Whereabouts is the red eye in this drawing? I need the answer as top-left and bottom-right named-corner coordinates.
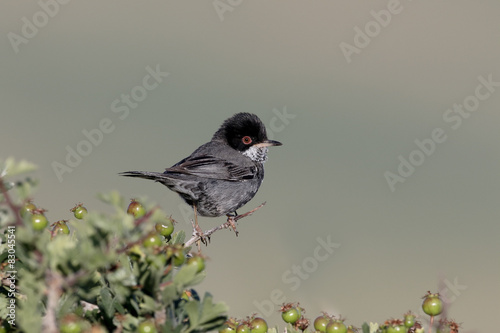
top-left (242, 136), bottom-right (252, 145)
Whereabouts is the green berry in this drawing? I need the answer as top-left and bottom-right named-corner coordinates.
top-left (172, 248), bottom-right (185, 266)
top-left (326, 320), bottom-right (347, 333)
top-left (404, 312), bottom-right (416, 328)
top-left (20, 202), bottom-right (36, 218)
top-left (137, 320), bottom-right (157, 333)
top-left (281, 306), bottom-right (301, 324)
top-left (71, 205), bottom-right (87, 219)
top-left (314, 316), bottom-right (330, 332)
top-left (386, 325), bottom-right (405, 333)
top-left (219, 326), bottom-right (236, 333)
top-left (187, 255), bottom-right (205, 273)
top-left (155, 219), bottom-right (174, 237)
top-left (250, 317), bottom-right (268, 333)
top-left (127, 199), bottom-right (146, 218)
top-left (143, 234), bottom-right (163, 248)
top-left (236, 324), bottom-right (251, 333)
top-left (53, 221), bottom-right (70, 235)
top-left (31, 213), bottom-right (48, 231)
top-left (219, 319), bottom-right (238, 333)
top-left (60, 314), bottom-right (83, 333)
top-left (422, 292), bottom-right (443, 316)
top-left (166, 245), bottom-right (185, 266)
top-left (60, 322), bottom-right (82, 333)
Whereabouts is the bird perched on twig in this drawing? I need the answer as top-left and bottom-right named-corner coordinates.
top-left (120, 112), bottom-right (282, 241)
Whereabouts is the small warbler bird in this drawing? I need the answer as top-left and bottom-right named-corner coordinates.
top-left (120, 112), bottom-right (282, 235)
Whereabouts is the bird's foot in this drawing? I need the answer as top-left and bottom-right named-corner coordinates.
top-left (225, 202), bottom-right (266, 237)
top-left (190, 220), bottom-right (209, 249)
top-left (225, 215), bottom-right (239, 237)
top-left (183, 203), bottom-right (267, 248)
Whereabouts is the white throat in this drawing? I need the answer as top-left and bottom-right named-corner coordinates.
top-left (242, 146), bottom-right (268, 163)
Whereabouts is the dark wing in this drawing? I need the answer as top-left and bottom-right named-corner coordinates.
top-left (165, 155), bottom-right (256, 181)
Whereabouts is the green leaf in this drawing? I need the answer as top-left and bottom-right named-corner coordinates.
top-left (199, 294), bottom-right (228, 323)
top-left (139, 293), bottom-right (157, 313)
top-left (171, 230), bottom-right (186, 245)
top-left (114, 300), bottom-right (126, 315)
top-left (99, 288), bottom-right (115, 319)
top-left (183, 293), bottom-right (228, 333)
top-left (160, 283), bottom-right (178, 304)
top-left (183, 300), bottom-right (200, 330)
top-left (57, 293), bottom-right (80, 317)
top-left (0, 157), bottom-right (37, 178)
top-left (0, 294), bottom-right (9, 319)
top-left (173, 264), bottom-right (201, 289)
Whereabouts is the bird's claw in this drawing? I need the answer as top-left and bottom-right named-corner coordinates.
top-left (226, 215), bottom-right (239, 237)
top-left (191, 220), bottom-right (209, 248)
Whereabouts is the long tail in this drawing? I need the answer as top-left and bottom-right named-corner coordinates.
top-left (119, 171), bottom-right (167, 181)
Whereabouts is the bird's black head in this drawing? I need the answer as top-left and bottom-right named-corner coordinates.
top-left (212, 113), bottom-right (282, 154)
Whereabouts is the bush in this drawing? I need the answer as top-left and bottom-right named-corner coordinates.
top-left (0, 158), bottom-right (227, 332)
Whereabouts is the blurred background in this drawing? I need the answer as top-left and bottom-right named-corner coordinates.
top-left (2, 1), bottom-right (499, 331)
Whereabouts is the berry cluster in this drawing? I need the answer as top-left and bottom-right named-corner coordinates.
top-left (219, 316), bottom-right (269, 333)
top-left (218, 293), bottom-right (460, 333)
top-left (278, 303), bottom-right (355, 333)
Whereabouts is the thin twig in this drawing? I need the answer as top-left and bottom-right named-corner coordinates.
top-left (184, 202), bottom-right (266, 248)
top-left (41, 270), bottom-right (63, 333)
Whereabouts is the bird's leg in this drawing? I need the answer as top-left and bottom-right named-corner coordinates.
top-left (192, 205), bottom-right (207, 251)
top-left (225, 212), bottom-right (239, 237)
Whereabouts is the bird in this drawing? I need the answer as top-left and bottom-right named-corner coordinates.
top-left (120, 112), bottom-right (282, 239)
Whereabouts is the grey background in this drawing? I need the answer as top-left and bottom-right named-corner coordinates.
top-left (2, 1), bottom-right (499, 331)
